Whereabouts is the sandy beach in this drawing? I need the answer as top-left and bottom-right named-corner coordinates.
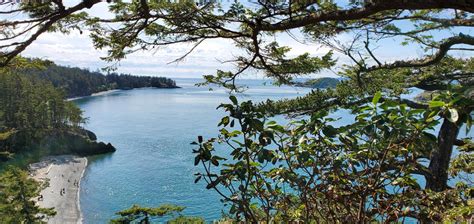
top-left (67, 89), bottom-right (119, 101)
top-left (29, 155), bottom-right (87, 224)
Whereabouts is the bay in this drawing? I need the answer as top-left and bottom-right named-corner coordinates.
top-left (76, 78), bottom-right (313, 223)
top-left (74, 78), bottom-right (473, 223)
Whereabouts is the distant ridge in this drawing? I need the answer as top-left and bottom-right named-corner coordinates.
top-left (22, 61), bottom-right (179, 98)
top-left (295, 77), bottom-right (340, 89)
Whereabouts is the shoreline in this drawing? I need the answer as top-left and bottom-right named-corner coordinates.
top-left (29, 155), bottom-right (87, 224)
top-left (67, 86), bottom-right (182, 101)
top-left (67, 89), bottom-right (119, 101)
top-left (77, 158), bottom-right (87, 224)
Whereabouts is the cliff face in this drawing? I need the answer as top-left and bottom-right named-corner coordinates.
top-left (0, 129), bottom-right (115, 163)
top-left (36, 130), bottom-right (116, 156)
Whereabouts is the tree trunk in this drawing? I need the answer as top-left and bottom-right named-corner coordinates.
top-left (426, 118), bottom-right (460, 191)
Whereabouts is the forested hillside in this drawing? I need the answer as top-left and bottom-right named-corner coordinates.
top-left (0, 62), bottom-right (115, 163)
top-left (22, 62), bottom-right (178, 98)
top-left (0, 71), bottom-right (82, 140)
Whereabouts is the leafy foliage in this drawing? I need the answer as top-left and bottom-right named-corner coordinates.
top-left (193, 95), bottom-right (473, 222)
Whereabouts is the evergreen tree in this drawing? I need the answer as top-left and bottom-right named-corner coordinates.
top-left (110, 204), bottom-right (203, 224)
top-left (0, 166), bottom-right (56, 223)
top-left (0, 0), bottom-right (472, 222)
top-left (0, 63), bottom-right (86, 158)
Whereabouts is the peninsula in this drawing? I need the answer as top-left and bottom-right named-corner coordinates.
top-left (21, 60), bottom-right (180, 98)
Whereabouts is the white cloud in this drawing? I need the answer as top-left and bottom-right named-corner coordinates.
top-left (22, 30), bottom-right (240, 78)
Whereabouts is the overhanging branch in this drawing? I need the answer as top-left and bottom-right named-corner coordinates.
top-left (258, 0), bottom-right (474, 31)
top-left (365, 34), bottom-right (474, 72)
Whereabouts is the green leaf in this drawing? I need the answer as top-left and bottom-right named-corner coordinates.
top-left (322, 125), bottom-right (337, 138)
top-left (429, 101), bottom-right (445, 108)
top-left (219, 116), bottom-right (230, 126)
top-left (372, 92), bottom-right (382, 105)
top-left (268, 124), bottom-right (285, 133)
top-left (229, 95), bottom-right (238, 105)
top-left (266, 120), bottom-right (277, 126)
top-left (194, 156), bottom-right (200, 166)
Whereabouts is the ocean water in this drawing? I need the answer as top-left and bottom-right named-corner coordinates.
top-left (74, 79), bottom-right (472, 223)
top-left (75, 79), bottom-right (314, 223)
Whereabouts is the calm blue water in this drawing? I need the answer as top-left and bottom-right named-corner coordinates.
top-left (75, 79), bottom-right (472, 223)
top-left (76, 79), bottom-right (313, 223)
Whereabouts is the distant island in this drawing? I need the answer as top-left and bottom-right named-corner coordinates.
top-left (295, 77), bottom-right (340, 89)
top-left (21, 60), bottom-right (180, 98)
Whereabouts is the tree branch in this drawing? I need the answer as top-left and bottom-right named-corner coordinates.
top-left (258, 0), bottom-right (474, 31)
top-left (365, 34), bottom-right (474, 72)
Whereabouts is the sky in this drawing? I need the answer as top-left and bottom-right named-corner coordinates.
top-left (22, 29), bottom-right (343, 78)
top-left (18, 0), bottom-right (337, 79)
top-left (2, 1), bottom-right (472, 79)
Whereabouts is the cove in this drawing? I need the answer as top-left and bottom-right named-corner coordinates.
top-left (76, 78), bottom-right (312, 223)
